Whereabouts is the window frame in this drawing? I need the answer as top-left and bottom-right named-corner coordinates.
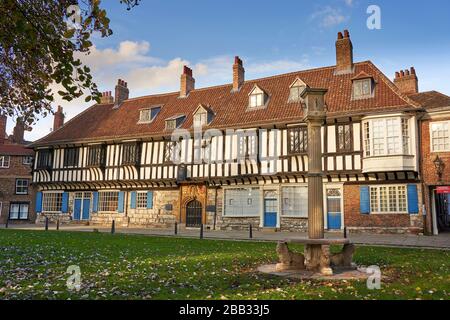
top-left (121, 142), bottom-right (141, 166)
top-left (237, 131), bottom-right (258, 160)
top-left (15, 179), bottom-right (29, 195)
top-left (352, 78), bottom-right (374, 100)
top-left (223, 187), bottom-right (261, 217)
top-left (36, 149), bottom-right (53, 170)
top-left (336, 123), bottom-right (353, 152)
top-left (98, 191), bottom-right (120, 213)
top-left (288, 85), bottom-right (306, 103)
top-left (281, 186), bottom-right (308, 218)
top-left (63, 147), bottom-right (79, 167)
top-left (0, 155), bottom-right (11, 168)
top-left (42, 192), bottom-right (63, 213)
top-left (288, 126), bottom-right (308, 155)
top-left (136, 191), bottom-right (148, 209)
top-left (22, 156), bottom-right (34, 166)
top-left (193, 112), bottom-right (208, 128)
top-left (363, 117), bottom-right (411, 157)
top-left (139, 106), bottom-right (161, 124)
top-left (8, 202), bottom-right (30, 220)
top-left (430, 121), bottom-right (450, 152)
top-left (369, 185), bottom-right (408, 214)
top-left (87, 144), bottom-right (106, 167)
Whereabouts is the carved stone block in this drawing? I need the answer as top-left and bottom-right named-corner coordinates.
top-left (330, 244), bottom-right (355, 268)
top-left (275, 242), bottom-right (305, 272)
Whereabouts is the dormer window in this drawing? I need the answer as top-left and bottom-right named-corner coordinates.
top-left (288, 78), bottom-right (307, 103)
top-left (139, 106), bottom-right (161, 123)
top-left (248, 85), bottom-right (267, 109)
top-left (193, 104), bottom-right (214, 127)
top-left (165, 115), bottom-right (186, 130)
top-left (194, 113), bottom-right (207, 128)
top-left (352, 73), bottom-right (374, 100)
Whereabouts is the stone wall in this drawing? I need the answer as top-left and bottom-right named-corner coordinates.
top-left (90, 189), bottom-right (179, 228)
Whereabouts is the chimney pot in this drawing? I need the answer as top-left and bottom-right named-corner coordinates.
top-left (394, 67), bottom-right (419, 95)
top-left (115, 78), bottom-right (130, 106)
top-left (344, 29), bottom-right (350, 38)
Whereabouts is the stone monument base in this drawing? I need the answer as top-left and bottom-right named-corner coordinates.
top-left (258, 264), bottom-right (370, 281)
top-left (274, 239), bottom-right (357, 276)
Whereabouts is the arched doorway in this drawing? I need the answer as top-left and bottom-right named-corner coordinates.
top-left (186, 200), bottom-right (202, 227)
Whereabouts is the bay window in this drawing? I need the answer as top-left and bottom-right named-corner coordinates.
top-left (363, 117), bottom-right (410, 157)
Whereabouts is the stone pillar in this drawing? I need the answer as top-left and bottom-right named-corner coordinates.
top-left (301, 87), bottom-right (328, 272)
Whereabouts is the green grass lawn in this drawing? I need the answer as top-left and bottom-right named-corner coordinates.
top-left (0, 229), bottom-right (448, 300)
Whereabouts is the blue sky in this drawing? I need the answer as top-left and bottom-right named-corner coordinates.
top-left (11, 0), bottom-right (450, 141)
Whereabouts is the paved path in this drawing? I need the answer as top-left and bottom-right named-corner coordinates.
top-left (4, 224), bottom-right (450, 249)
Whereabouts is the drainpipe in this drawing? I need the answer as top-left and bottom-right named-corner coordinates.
top-left (417, 111), bottom-right (431, 235)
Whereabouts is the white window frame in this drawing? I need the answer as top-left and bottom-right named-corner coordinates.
top-left (194, 112), bottom-right (208, 128)
top-left (0, 155), bottom-right (10, 168)
top-left (136, 191), bottom-right (148, 209)
top-left (430, 121), bottom-right (450, 152)
top-left (42, 192), bottom-right (63, 213)
top-left (139, 107), bottom-right (160, 124)
top-left (98, 191), bottom-right (120, 213)
top-left (15, 179), bottom-right (29, 195)
top-left (9, 203), bottom-right (29, 220)
top-left (363, 117), bottom-right (411, 157)
top-left (223, 187), bottom-right (261, 217)
top-left (281, 186), bottom-right (308, 218)
top-left (369, 185), bottom-right (408, 214)
top-left (352, 78), bottom-right (373, 100)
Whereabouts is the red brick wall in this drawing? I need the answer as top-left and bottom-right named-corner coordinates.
top-left (420, 117), bottom-right (450, 234)
top-left (0, 155), bottom-right (35, 224)
top-left (344, 184), bottom-right (411, 228)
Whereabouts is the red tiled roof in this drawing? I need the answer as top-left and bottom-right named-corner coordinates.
top-left (408, 91), bottom-right (450, 110)
top-left (0, 144), bottom-right (34, 156)
top-left (32, 61), bottom-right (420, 146)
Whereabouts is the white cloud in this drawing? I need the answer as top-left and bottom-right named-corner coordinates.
top-left (311, 6), bottom-right (349, 28)
top-left (21, 41), bottom-right (310, 141)
top-left (344, 0), bottom-right (354, 7)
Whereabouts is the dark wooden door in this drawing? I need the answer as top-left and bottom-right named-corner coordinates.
top-left (186, 200), bottom-right (202, 227)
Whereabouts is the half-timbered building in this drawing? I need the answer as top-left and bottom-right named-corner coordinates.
top-left (31, 30), bottom-right (441, 234)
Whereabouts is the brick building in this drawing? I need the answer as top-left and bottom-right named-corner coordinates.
top-left (0, 115), bottom-right (36, 224)
top-left (409, 92), bottom-right (450, 235)
top-left (28, 30), bottom-right (449, 234)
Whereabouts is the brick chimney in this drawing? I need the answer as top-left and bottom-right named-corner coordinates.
top-left (114, 79), bottom-right (129, 107)
top-left (53, 106), bottom-right (65, 132)
top-left (232, 56), bottom-right (245, 92)
top-left (394, 67), bottom-right (419, 95)
top-left (0, 114), bottom-right (6, 144)
top-left (12, 118), bottom-right (25, 144)
top-left (100, 91), bottom-right (114, 104)
top-left (180, 66), bottom-right (195, 98)
top-left (335, 29), bottom-right (354, 74)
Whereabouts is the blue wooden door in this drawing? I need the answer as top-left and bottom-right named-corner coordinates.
top-left (264, 199), bottom-right (278, 228)
top-left (82, 199), bottom-right (91, 220)
top-left (73, 199), bottom-right (82, 221)
top-left (327, 191), bottom-right (342, 230)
